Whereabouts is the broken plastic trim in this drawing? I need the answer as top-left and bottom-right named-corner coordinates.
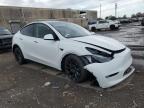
top-left (105, 72), bottom-right (119, 78)
top-left (74, 40), bottom-right (126, 56)
top-left (85, 47), bottom-right (112, 57)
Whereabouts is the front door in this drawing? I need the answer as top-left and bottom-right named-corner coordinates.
top-left (34, 23), bottom-right (60, 67)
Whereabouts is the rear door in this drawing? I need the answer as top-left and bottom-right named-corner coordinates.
top-left (20, 23), bottom-right (38, 60)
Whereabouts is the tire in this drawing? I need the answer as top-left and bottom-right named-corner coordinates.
top-left (110, 25), bottom-right (115, 30)
top-left (115, 26), bottom-right (119, 30)
top-left (64, 55), bottom-right (88, 83)
top-left (13, 47), bottom-right (25, 65)
top-left (91, 27), bottom-right (96, 32)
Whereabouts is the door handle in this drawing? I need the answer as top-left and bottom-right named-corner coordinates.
top-left (19, 38), bottom-right (23, 40)
top-left (33, 41), bottom-right (38, 43)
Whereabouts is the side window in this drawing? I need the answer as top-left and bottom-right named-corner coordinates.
top-left (88, 21), bottom-right (97, 25)
top-left (20, 24), bottom-right (35, 37)
top-left (99, 20), bottom-right (107, 24)
top-left (36, 23), bottom-right (56, 39)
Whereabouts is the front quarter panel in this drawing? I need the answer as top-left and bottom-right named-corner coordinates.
top-left (58, 39), bottom-right (91, 69)
top-left (12, 31), bottom-right (22, 49)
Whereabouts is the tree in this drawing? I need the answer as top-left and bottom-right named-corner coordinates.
top-left (131, 12), bottom-right (144, 18)
top-left (123, 15), bottom-right (127, 18)
top-left (131, 14), bottom-right (136, 18)
top-left (97, 18), bottom-right (103, 20)
top-left (105, 16), bottom-right (109, 19)
top-left (136, 12), bottom-right (143, 17)
top-left (105, 15), bottom-right (116, 20)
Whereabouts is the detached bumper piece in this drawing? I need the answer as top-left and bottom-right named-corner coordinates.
top-left (0, 38), bottom-right (12, 49)
top-left (84, 48), bottom-right (135, 88)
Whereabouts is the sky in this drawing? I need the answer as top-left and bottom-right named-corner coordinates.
top-left (0, 0), bottom-right (144, 18)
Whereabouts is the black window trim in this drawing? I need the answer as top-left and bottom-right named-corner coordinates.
top-left (98, 20), bottom-right (108, 24)
top-left (35, 23), bottom-right (58, 40)
top-left (20, 23), bottom-right (36, 37)
top-left (20, 22), bottom-right (59, 40)
top-left (20, 23), bottom-right (34, 33)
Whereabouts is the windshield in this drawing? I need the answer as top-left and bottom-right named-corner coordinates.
top-left (49, 22), bottom-right (91, 38)
top-left (0, 27), bottom-right (11, 36)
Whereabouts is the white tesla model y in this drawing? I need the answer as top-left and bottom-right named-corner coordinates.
top-left (12, 21), bottom-right (135, 88)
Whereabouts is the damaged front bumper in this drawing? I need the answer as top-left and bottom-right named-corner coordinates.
top-left (84, 48), bottom-right (135, 88)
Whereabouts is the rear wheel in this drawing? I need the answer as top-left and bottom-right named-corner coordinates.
top-left (64, 55), bottom-right (88, 83)
top-left (97, 29), bottom-right (101, 31)
top-left (14, 47), bottom-right (25, 65)
top-left (110, 25), bottom-right (116, 30)
top-left (91, 27), bottom-right (96, 32)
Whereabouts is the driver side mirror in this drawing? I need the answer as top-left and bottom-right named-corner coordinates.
top-left (44, 34), bottom-right (54, 40)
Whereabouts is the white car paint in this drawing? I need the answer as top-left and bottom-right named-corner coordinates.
top-left (72, 35), bottom-right (125, 51)
top-left (84, 48), bottom-right (134, 88)
top-left (12, 21), bottom-right (134, 88)
top-left (88, 20), bottom-right (120, 31)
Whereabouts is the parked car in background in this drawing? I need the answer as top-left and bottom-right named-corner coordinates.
top-left (107, 19), bottom-right (121, 26)
top-left (12, 21), bottom-right (135, 88)
top-left (0, 27), bottom-right (13, 49)
top-left (118, 18), bottom-right (132, 23)
top-left (88, 20), bottom-right (120, 31)
top-left (141, 18), bottom-right (144, 26)
top-left (131, 18), bottom-right (139, 22)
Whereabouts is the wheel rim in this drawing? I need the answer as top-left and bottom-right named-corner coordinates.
top-left (65, 58), bottom-right (81, 81)
top-left (14, 49), bottom-right (22, 63)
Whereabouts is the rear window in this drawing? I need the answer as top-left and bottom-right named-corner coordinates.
top-left (20, 24), bottom-right (35, 37)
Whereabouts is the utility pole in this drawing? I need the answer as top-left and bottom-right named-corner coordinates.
top-left (115, 3), bottom-right (117, 18)
top-left (100, 3), bottom-right (101, 18)
top-left (21, 8), bottom-right (25, 22)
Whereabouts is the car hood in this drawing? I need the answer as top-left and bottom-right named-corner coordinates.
top-left (71, 35), bottom-right (125, 51)
top-left (0, 35), bottom-right (13, 39)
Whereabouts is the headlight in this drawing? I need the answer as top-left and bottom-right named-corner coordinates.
top-left (85, 47), bottom-right (113, 63)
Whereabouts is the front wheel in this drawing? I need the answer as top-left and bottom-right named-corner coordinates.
top-left (64, 55), bottom-right (88, 83)
top-left (110, 25), bottom-right (116, 30)
top-left (91, 27), bottom-right (96, 32)
top-left (14, 47), bottom-right (25, 65)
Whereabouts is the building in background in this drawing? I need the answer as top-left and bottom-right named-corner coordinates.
top-left (0, 6), bottom-right (97, 34)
